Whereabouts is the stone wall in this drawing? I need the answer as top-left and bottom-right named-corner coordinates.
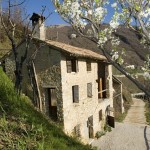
top-left (4, 41), bottom-right (63, 122)
top-left (33, 46), bottom-right (63, 122)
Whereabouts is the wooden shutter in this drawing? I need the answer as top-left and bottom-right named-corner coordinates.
top-left (72, 85), bottom-right (79, 103)
top-left (74, 124), bottom-right (80, 137)
top-left (88, 116), bottom-right (93, 126)
top-left (87, 83), bottom-right (92, 98)
top-left (86, 61), bottom-right (91, 71)
top-left (66, 59), bottom-right (72, 73)
top-left (72, 59), bottom-right (77, 72)
top-left (99, 109), bottom-right (102, 121)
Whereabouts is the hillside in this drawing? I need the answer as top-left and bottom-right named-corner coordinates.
top-left (46, 25), bottom-right (149, 67)
top-left (0, 67), bottom-right (92, 150)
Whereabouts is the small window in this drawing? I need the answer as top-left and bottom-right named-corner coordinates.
top-left (87, 83), bottom-right (92, 98)
top-left (99, 109), bottom-right (102, 121)
top-left (66, 58), bottom-right (78, 73)
top-left (72, 85), bottom-right (79, 103)
top-left (86, 61), bottom-right (91, 71)
top-left (74, 124), bottom-right (80, 137)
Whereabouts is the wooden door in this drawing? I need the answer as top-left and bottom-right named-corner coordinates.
top-left (48, 88), bottom-right (57, 121)
top-left (88, 116), bottom-right (94, 138)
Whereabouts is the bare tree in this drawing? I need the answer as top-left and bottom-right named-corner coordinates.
top-left (0, 0), bottom-right (30, 93)
top-left (0, 0), bottom-right (50, 95)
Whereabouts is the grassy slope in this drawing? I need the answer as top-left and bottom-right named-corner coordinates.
top-left (0, 68), bottom-right (92, 150)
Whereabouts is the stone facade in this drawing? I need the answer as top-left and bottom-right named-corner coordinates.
top-left (61, 56), bottom-right (113, 143)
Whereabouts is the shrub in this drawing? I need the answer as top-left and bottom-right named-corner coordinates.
top-left (95, 131), bottom-right (106, 139)
top-left (104, 124), bottom-right (112, 132)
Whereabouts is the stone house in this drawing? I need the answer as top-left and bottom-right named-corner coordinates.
top-left (1, 13), bottom-right (115, 143)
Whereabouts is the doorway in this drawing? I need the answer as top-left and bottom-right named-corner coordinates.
top-left (88, 116), bottom-right (94, 138)
top-left (47, 88), bottom-right (57, 121)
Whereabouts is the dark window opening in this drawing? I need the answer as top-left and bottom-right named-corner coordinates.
top-left (98, 62), bottom-right (108, 99)
top-left (66, 58), bottom-right (78, 73)
top-left (72, 85), bottom-right (79, 103)
top-left (99, 109), bottom-right (102, 121)
top-left (87, 83), bottom-right (92, 98)
top-left (86, 61), bottom-right (91, 71)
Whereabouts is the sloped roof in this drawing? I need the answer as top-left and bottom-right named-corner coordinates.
top-left (39, 39), bottom-right (106, 61)
top-left (0, 38), bottom-right (106, 62)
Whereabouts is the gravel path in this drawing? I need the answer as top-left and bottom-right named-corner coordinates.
top-left (92, 98), bottom-right (150, 150)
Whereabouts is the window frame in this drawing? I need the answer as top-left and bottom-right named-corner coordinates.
top-left (66, 57), bottom-right (78, 73)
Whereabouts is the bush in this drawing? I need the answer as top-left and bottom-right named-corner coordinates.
top-left (95, 131), bottom-right (106, 139)
top-left (104, 124), bottom-right (112, 132)
top-left (145, 102), bottom-right (150, 125)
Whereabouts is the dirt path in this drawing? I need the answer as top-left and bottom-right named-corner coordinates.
top-left (124, 98), bottom-right (146, 124)
top-left (92, 98), bottom-right (150, 150)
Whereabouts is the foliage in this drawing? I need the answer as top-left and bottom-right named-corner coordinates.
top-left (145, 102), bottom-right (150, 125)
top-left (0, 67), bottom-right (92, 150)
top-left (95, 131), bottom-right (105, 139)
top-left (95, 124), bottom-right (111, 139)
top-left (104, 124), bottom-right (111, 132)
top-left (115, 112), bottom-right (127, 122)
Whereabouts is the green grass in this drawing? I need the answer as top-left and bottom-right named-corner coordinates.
top-left (145, 102), bottom-right (150, 126)
top-left (0, 67), bottom-right (92, 150)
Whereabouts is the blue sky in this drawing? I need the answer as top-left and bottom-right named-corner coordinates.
top-left (2, 0), bottom-right (115, 26)
top-left (24, 0), bottom-right (67, 25)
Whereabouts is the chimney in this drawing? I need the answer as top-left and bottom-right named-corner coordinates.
top-left (30, 13), bottom-right (46, 40)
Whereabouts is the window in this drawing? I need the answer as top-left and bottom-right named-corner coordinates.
top-left (66, 58), bottom-right (78, 73)
top-left (74, 124), bottom-right (80, 137)
top-left (87, 83), bottom-right (92, 98)
top-left (72, 85), bottom-right (79, 103)
top-left (99, 109), bottom-right (102, 121)
top-left (86, 61), bottom-right (91, 71)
